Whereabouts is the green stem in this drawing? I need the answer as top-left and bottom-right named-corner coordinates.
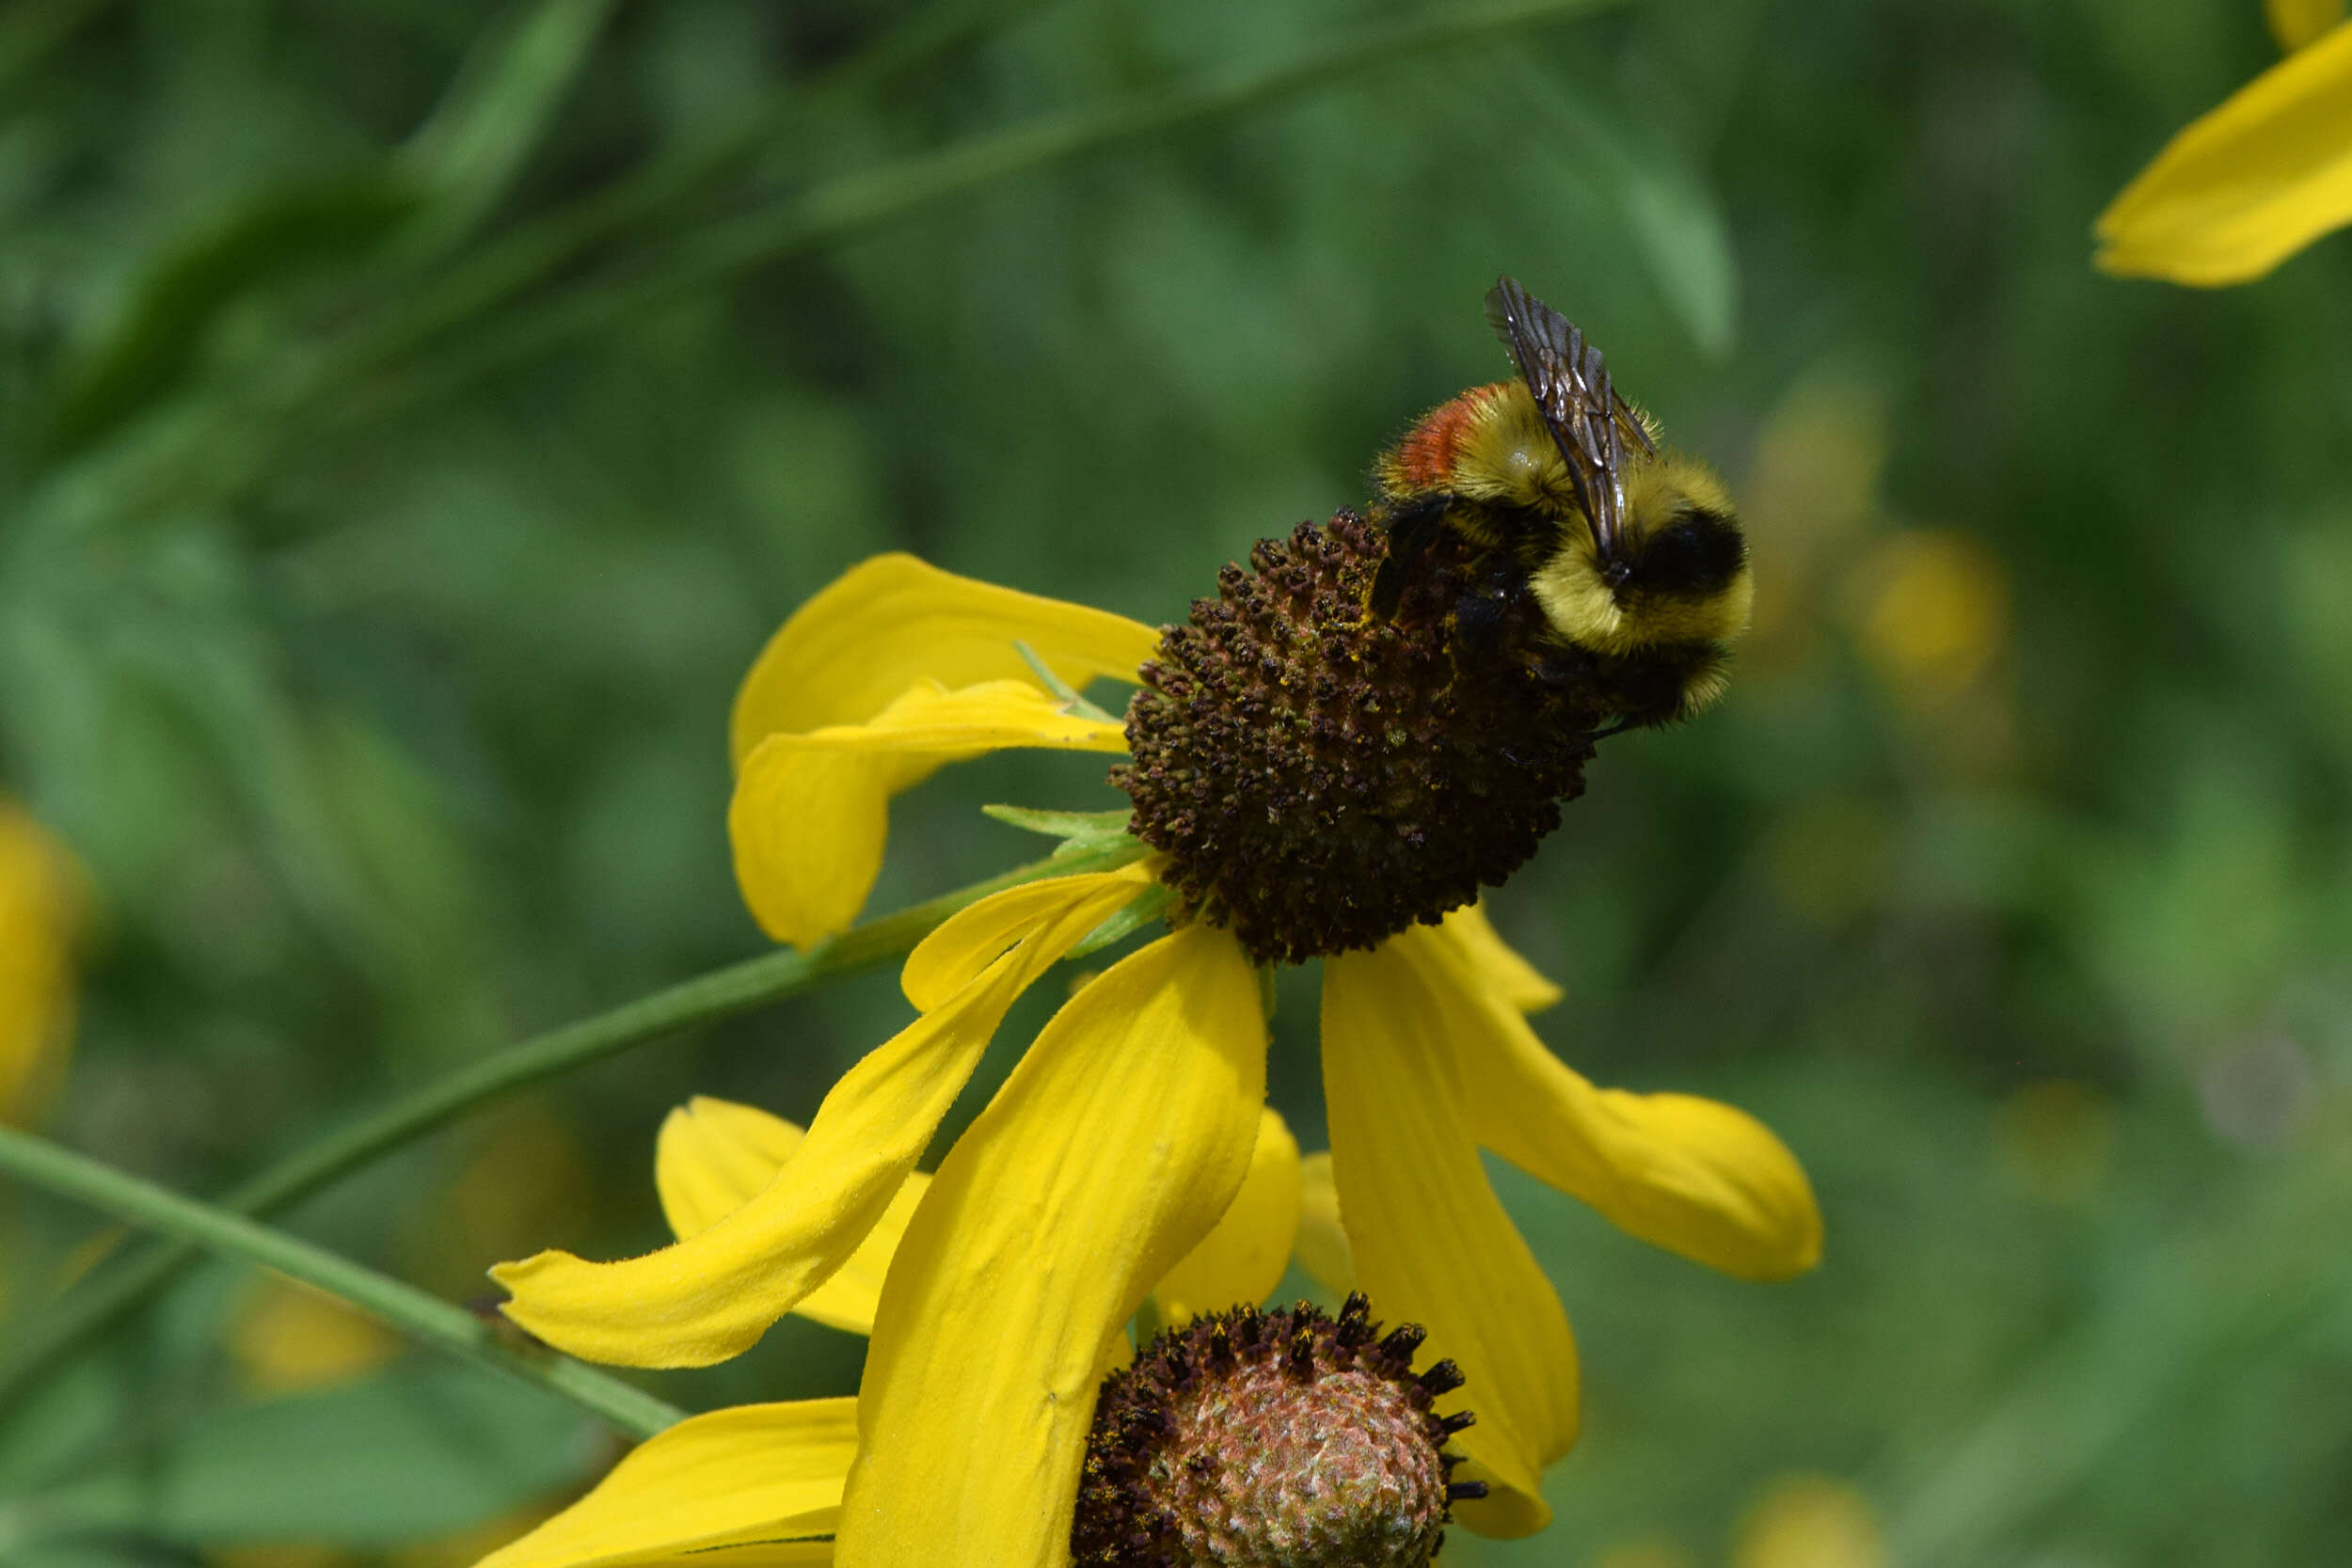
top-left (0, 834), bottom-right (1144, 1410)
top-left (0, 1124), bottom-right (686, 1438)
top-left (323, 0), bottom-right (1625, 426)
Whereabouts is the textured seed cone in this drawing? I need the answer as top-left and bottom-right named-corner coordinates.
top-left (1071, 1294), bottom-right (1484, 1568)
top-left (1113, 512), bottom-right (1599, 964)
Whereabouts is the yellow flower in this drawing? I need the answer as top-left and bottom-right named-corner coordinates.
top-left (229, 1278), bottom-right (402, 1395)
top-left (479, 1095), bottom-right (1306, 1568)
top-left (1731, 1475), bottom-right (1884, 1568)
top-left (0, 801), bottom-right (81, 1127)
top-left (492, 554), bottom-right (1823, 1560)
top-left (2094, 11), bottom-right (2352, 284)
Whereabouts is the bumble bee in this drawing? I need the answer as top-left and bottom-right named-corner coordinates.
top-left (1367, 277), bottom-right (1752, 731)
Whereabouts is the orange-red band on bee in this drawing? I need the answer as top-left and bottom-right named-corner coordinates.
top-left (1387, 383), bottom-right (1510, 493)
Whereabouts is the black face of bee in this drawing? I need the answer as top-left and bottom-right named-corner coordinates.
top-left (1615, 509), bottom-right (1746, 600)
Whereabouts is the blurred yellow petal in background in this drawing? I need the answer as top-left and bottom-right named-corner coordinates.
top-left (2267, 0), bottom-right (2345, 52)
top-left (2095, 17), bottom-right (2352, 284)
top-left (0, 802), bottom-right (80, 1127)
top-left (230, 1277), bottom-right (402, 1395)
top-left (1731, 1475), bottom-right (1884, 1568)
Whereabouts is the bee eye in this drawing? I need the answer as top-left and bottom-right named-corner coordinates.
top-left (1629, 510), bottom-right (1744, 597)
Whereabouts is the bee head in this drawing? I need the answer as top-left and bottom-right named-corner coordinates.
top-left (1532, 452), bottom-right (1753, 658)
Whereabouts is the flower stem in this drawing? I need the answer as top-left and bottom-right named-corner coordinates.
top-left (0, 1123), bottom-right (686, 1438)
top-left (0, 834), bottom-right (1145, 1408)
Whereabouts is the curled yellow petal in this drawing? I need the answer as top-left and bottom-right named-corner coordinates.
top-left (493, 872), bottom-right (1143, 1368)
top-left (1419, 923), bottom-right (1822, 1282)
top-left (1153, 1105), bottom-right (1302, 1324)
top-left (475, 1400), bottom-right (852, 1568)
top-left (899, 861), bottom-right (1153, 1013)
top-left (836, 925), bottom-right (1265, 1568)
top-left (731, 553), bottom-right (1160, 765)
top-left (0, 804), bottom-right (80, 1127)
top-left (730, 679), bottom-right (1131, 948)
top-left (653, 1097), bottom-right (806, 1239)
top-left (655, 1097), bottom-right (929, 1338)
top-left (2268, 0), bottom-right (2344, 54)
top-left (1292, 1150), bottom-right (1356, 1296)
top-left (1439, 900), bottom-right (1563, 1013)
top-left (1323, 940), bottom-right (1580, 1540)
top-left (2094, 23), bottom-right (2352, 284)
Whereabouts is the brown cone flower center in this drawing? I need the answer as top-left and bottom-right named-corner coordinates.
top-left (1111, 513), bottom-right (1599, 964)
top-left (1072, 1294), bottom-right (1486, 1568)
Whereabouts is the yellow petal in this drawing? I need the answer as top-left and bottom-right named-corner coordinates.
top-left (654, 1097), bottom-right (930, 1338)
top-left (1439, 900), bottom-right (1564, 1013)
top-left (730, 554), bottom-right (1160, 765)
top-left (835, 925), bottom-right (1265, 1567)
top-left (475, 1399), bottom-right (853, 1568)
top-left (493, 872), bottom-right (1143, 1367)
top-left (1153, 1106), bottom-right (1302, 1324)
top-left (730, 679), bottom-right (1131, 948)
top-left (1322, 940), bottom-right (1580, 1540)
top-left (899, 861), bottom-right (1153, 1013)
top-left (1292, 1150), bottom-right (1356, 1296)
top-left (654, 1097), bottom-right (808, 1239)
top-left (1417, 924), bottom-right (1823, 1282)
top-left (0, 804), bottom-right (80, 1127)
top-left (2094, 23), bottom-right (2352, 284)
top-left (2268, 0), bottom-right (2345, 54)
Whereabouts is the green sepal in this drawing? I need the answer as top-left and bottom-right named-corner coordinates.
top-left (984, 803), bottom-right (1135, 840)
top-left (1068, 882), bottom-right (1174, 960)
top-left (1012, 640), bottom-right (1121, 723)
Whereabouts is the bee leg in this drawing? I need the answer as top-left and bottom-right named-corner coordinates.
top-left (1451, 583), bottom-right (1509, 655)
top-left (1525, 643), bottom-right (1600, 689)
top-left (1446, 550), bottom-right (1536, 657)
top-left (1368, 494), bottom-right (1453, 618)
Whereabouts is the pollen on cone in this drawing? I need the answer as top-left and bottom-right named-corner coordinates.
top-left (1113, 514), bottom-right (1600, 964)
top-left (1071, 1294), bottom-right (1482, 1567)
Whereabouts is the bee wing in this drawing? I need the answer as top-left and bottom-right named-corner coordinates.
top-left (1485, 276), bottom-right (1654, 565)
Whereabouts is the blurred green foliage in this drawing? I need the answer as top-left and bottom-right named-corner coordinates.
top-left (2, 0), bottom-right (2350, 1563)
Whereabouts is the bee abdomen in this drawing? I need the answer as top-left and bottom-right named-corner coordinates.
top-left (1378, 384), bottom-right (1509, 497)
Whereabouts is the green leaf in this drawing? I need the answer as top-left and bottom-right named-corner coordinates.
top-left (1502, 58), bottom-right (1739, 360)
top-left (399, 0), bottom-right (623, 256)
top-left (41, 172), bottom-right (420, 460)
